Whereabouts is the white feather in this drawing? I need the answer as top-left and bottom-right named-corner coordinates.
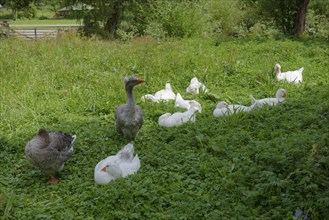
top-left (275, 64), bottom-right (303, 84)
top-left (94, 143), bottom-right (141, 185)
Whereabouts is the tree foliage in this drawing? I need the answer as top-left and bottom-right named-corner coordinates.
top-left (64, 0), bottom-right (206, 39)
top-left (63, 0), bottom-right (130, 38)
top-left (249, 0), bottom-right (310, 35)
top-left (3, 0), bottom-right (36, 19)
top-left (10, 0), bottom-right (325, 39)
top-left (5, 0), bottom-right (31, 10)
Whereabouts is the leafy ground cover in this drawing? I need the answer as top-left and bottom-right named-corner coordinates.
top-left (0, 35), bottom-right (328, 219)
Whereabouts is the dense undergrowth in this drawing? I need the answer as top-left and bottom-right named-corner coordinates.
top-left (0, 35), bottom-right (328, 219)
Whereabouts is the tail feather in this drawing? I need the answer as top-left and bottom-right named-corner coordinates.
top-left (249, 102), bottom-right (258, 111)
top-left (117, 143), bottom-right (134, 161)
top-left (176, 93), bottom-right (183, 101)
top-left (250, 95), bottom-right (256, 104)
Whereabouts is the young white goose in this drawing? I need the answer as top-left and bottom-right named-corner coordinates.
top-left (275, 63), bottom-right (303, 84)
top-left (213, 101), bottom-right (256, 117)
top-left (141, 83), bottom-right (175, 102)
top-left (158, 102), bottom-right (199, 127)
top-left (141, 94), bottom-right (161, 103)
top-left (115, 76), bottom-right (145, 141)
top-left (154, 83), bottom-right (176, 100)
top-left (175, 92), bottom-right (202, 113)
top-left (250, 88), bottom-right (286, 108)
top-left (94, 143), bottom-right (140, 185)
top-left (186, 77), bottom-right (208, 94)
top-left (25, 128), bottom-right (77, 184)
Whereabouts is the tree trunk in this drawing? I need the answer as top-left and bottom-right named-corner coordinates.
top-left (294, 0), bottom-right (310, 35)
top-left (279, 0), bottom-right (288, 34)
top-left (105, 0), bottom-right (124, 36)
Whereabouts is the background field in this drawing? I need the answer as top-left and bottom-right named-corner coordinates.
top-left (0, 35), bottom-right (328, 219)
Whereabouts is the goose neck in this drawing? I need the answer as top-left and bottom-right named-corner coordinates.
top-left (126, 86), bottom-right (135, 106)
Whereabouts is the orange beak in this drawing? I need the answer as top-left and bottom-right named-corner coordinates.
top-left (101, 166), bottom-right (107, 172)
top-left (137, 79), bottom-right (145, 84)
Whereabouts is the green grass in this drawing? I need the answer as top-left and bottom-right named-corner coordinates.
top-left (0, 35), bottom-right (328, 219)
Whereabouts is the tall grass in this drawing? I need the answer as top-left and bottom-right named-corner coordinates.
top-left (0, 35), bottom-right (328, 219)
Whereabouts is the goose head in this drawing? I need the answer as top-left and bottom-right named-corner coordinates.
top-left (216, 101), bottom-right (228, 109)
top-left (124, 76), bottom-right (145, 90)
top-left (188, 101), bottom-right (202, 113)
top-left (186, 77), bottom-right (201, 94)
top-left (276, 88), bottom-right (286, 98)
top-left (188, 83), bottom-right (200, 94)
top-left (101, 163), bottom-right (123, 179)
top-left (275, 64), bottom-right (281, 74)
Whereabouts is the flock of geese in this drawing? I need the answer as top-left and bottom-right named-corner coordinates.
top-left (24, 63), bottom-right (304, 184)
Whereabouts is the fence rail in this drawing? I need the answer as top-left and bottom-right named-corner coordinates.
top-left (0, 22), bottom-right (81, 40)
top-left (12, 29), bottom-right (60, 40)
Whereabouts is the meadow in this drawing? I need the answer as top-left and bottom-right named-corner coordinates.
top-left (0, 35), bottom-right (328, 219)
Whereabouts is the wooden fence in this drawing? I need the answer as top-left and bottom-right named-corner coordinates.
top-left (11, 29), bottom-right (61, 40)
top-left (0, 23), bottom-right (81, 40)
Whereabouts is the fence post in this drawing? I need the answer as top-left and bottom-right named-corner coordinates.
top-left (34, 28), bottom-right (37, 40)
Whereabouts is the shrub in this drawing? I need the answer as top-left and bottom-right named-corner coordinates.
top-left (144, 22), bottom-right (167, 40)
top-left (248, 21), bottom-right (282, 40)
top-left (143, 0), bottom-right (207, 39)
top-left (306, 9), bottom-right (329, 39)
top-left (207, 0), bottom-right (248, 37)
top-left (38, 15), bottom-right (48, 20)
top-left (24, 5), bottom-right (37, 19)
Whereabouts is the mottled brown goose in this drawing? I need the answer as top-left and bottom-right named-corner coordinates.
top-left (25, 128), bottom-right (77, 184)
top-left (115, 76), bottom-right (145, 141)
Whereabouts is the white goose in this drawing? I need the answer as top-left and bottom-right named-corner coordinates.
top-left (175, 92), bottom-right (202, 113)
top-left (213, 101), bottom-right (257, 117)
top-left (94, 143), bottom-right (140, 185)
top-left (141, 83), bottom-right (175, 102)
top-left (186, 77), bottom-right (208, 94)
top-left (141, 94), bottom-right (162, 103)
top-left (275, 63), bottom-right (303, 84)
top-left (250, 88), bottom-right (286, 108)
top-left (158, 102), bottom-right (199, 127)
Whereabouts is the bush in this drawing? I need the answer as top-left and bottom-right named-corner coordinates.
top-left (38, 15), bottom-right (48, 20)
top-left (144, 22), bottom-right (167, 40)
top-left (143, 0), bottom-right (207, 39)
top-left (306, 9), bottom-right (329, 39)
top-left (208, 0), bottom-right (248, 38)
top-left (69, 0), bottom-right (329, 40)
top-left (248, 21), bottom-right (282, 40)
top-left (116, 28), bottom-right (135, 42)
top-left (24, 5), bottom-right (37, 19)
